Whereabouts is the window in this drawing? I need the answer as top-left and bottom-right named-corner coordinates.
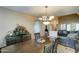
top-left (76, 23), bottom-right (79, 31)
top-left (60, 23), bottom-right (79, 31)
top-left (67, 24), bottom-right (71, 31)
top-left (71, 24), bottom-right (76, 31)
top-left (60, 24), bottom-right (66, 30)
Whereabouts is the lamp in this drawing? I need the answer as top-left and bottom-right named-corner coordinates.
top-left (43, 21), bottom-right (50, 25)
top-left (39, 6), bottom-right (54, 25)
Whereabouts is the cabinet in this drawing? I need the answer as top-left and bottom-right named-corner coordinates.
top-left (6, 34), bottom-right (31, 46)
top-left (5, 25), bottom-right (31, 46)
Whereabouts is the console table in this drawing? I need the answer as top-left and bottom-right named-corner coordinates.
top-left (0, 25), bottom-right (31, 53)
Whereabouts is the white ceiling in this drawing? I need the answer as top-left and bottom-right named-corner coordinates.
top-left (3, 6), bottom-right (79, 17)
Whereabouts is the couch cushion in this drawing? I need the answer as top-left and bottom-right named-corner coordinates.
top-left (67, 33), bottom-right (78, 39)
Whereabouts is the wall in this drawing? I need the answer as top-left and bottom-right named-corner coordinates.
top-left (0, 7), bottom-right (36, 48)
top-left (50, 17), bottom-right (58, 31)
top-left (58, 14), bottom-right (79, 24)
top-left (58, 14), bottom-right (79, 30)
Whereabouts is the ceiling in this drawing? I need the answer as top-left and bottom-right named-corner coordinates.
top-left (3, 6), bottom-right (79, 17)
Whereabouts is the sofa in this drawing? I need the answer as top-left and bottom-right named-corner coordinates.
top-left (43, 37), bottom-right (76, 53)
top-left (58, 30), bottom-right (68, 37)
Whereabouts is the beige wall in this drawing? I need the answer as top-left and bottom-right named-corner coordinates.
top-left (50, 14), bottom-right (79, 31)
top-left (58, 14), bottom-right (79, 24)
top-left (51, 17), bottom-right (58, 31)
top-left (0, 7), bottom-right (36, 47)
top-left (58, 14), bottom-right (79, 30)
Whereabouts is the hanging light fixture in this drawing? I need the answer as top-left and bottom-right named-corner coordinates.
top-left (43, 21), bottom-right (50, 25)
top-left (39, 6), bottom-right (54, 25)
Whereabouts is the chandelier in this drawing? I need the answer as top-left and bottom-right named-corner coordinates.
top-left (39, 6), bottom-right (54, 25)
